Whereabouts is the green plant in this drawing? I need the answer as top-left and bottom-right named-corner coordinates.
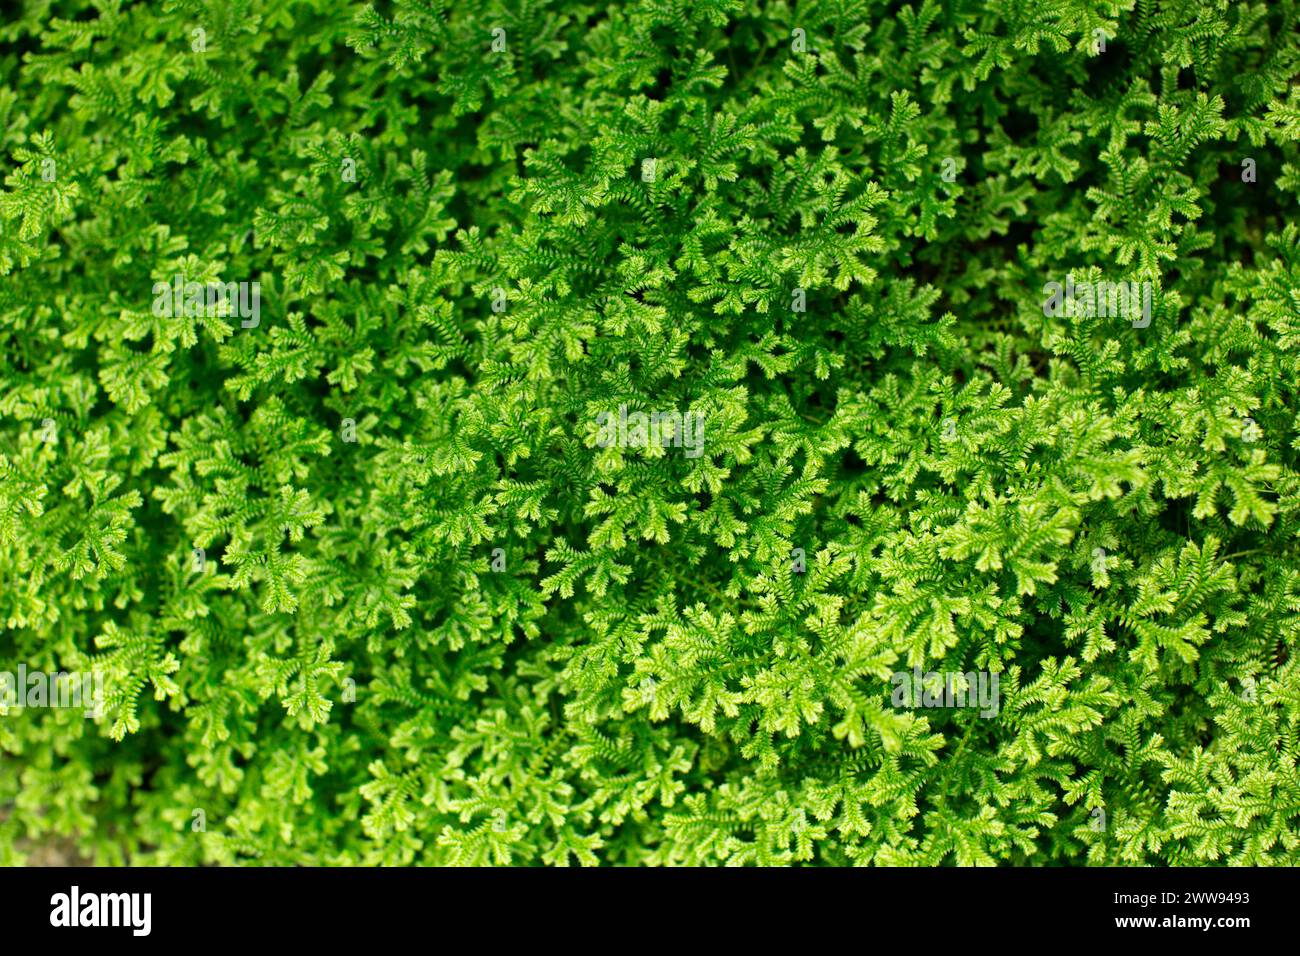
top-left (2, 0), bottom-right (1299, 866)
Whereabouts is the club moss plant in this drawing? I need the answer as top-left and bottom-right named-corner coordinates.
top-left (2, 0), bottom-right (1299, 865)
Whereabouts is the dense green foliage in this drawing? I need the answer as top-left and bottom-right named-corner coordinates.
top-left (2, 0), bottom-right (1300, 866)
